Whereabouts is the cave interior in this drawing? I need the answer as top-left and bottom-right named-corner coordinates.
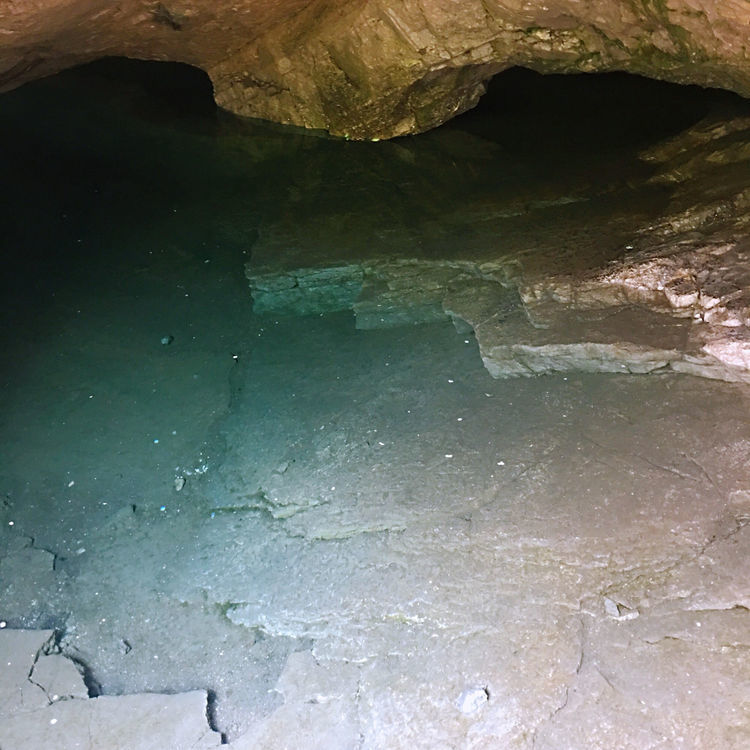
top-left (1, 59), bottom-right (750, 748)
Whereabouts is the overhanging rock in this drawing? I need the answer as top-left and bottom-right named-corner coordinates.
top-left (2, 1), bottom-right (750, 138)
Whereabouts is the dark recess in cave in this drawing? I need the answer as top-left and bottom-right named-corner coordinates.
top-left (454, 66), bottom-right (746, 153)
top-left (72, 56), bottom-right (217, 118)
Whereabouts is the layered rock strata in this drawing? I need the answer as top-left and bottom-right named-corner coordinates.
top-left (2, 0), bottom-right (750, 137)
top-left (246, 112), bottom-right (750, 382)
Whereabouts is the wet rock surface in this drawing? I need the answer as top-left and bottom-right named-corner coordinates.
top-left (0, 629), bottom-right (222, 749)
top-left (200, 318), bottom-right (750, 748)
top-left (246, 108), bottom-right (750, 384)
top-left (2, 63), bottom-right (750, 748)
top-left (6, 319), bottom-right (748, 747)
top-left (512, 112), bottom-right (750, 381)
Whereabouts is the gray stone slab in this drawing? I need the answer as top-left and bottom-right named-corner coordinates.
top-left (0, 630), bottom-right (222, 750)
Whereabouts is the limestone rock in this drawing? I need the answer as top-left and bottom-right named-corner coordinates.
top-left (247, 263), bottom-right (364, 316)
top-left (30, 653), bottom-right (89, 702)
top-left (239, 94), bottom-right (750, 382)
top-left (4, 0), bottom-right (750, 138)
top-left (0, 534), bottom-right (61, 624)
top-left (229, 651), bottom-right (361, 750)
top-left (0, 629), bottom-right (223, 750)
top-left (0, 691), bottom-right (223, 750)
top-left (354, 259), bottom-right (483, 329)
top-left (0, 629), bottom-right (57, 716)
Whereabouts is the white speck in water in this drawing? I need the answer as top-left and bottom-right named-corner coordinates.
top-left (456, 687), bottom-right (488, 714)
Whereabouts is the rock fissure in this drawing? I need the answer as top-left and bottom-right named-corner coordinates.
top-left (530, 615), bottom-right (586, 747)
top-left (25, 634), bottom-right (57, 704)
top-left (697, 513), bottom-right (750, 557)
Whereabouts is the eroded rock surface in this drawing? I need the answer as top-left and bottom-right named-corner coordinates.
top-left (512, 111), bottom-right (750, 380)
top-left (0, 629), bottom-right (222, 749)
top-left (190, 317), bottom-right (750, 749)
top-left (6, 320), bottom-right (750, 748)
top-left (2, 0), bottom-right (750, 137)
top-left (246, 109), bottom-right (750, 383)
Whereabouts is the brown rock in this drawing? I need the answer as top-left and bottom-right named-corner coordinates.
top-left (2, 0), bottom-right (750, 138)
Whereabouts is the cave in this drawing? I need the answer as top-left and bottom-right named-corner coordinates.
top-left (1, 55), bottom-right (750, 749)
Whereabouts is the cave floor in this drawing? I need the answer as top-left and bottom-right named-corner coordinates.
top-left (1, 64), bottom-right (750, 748)
top-left (3, 309), bottom-right (750, 749)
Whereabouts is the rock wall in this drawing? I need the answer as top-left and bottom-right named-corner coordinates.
top-left (243, 102), bottom-right (750, 384)
top-left (2, 0), bottom-right (750, 138)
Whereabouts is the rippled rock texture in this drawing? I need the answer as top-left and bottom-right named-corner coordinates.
top-left (2, 0), bottom-right (750, 137)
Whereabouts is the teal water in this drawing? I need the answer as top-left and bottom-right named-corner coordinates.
top-left (2, 60), bottom-right (724, 543)
top-left (0, 59), bottom-right (747, 741)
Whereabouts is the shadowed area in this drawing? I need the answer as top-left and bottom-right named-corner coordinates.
top-left (1, 59), bottom-right (750, 748)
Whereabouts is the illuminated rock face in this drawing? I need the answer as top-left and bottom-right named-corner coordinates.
top-left (244, 104), bottom-right (750, 384)
top-left (1, 0), bottom-right (749, 138)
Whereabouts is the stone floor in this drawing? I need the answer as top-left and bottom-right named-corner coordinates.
top-left (3, 317), bottom-right (750, 748)
top-left (2, 63), bottom-right (750, 749)
top-left (0, 629), bottom-right (221, 749)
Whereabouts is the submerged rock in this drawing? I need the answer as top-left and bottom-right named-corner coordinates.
top-left (244, 110), bottom-right (750, 383)
top-left (0, 629), bottom-right (222, 749)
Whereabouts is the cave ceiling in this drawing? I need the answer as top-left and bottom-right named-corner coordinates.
top-left (2, 0), bottom-right (749, 138)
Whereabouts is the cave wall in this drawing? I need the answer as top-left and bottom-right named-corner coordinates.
top-left (2, 0), bottom-right (749, 138)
